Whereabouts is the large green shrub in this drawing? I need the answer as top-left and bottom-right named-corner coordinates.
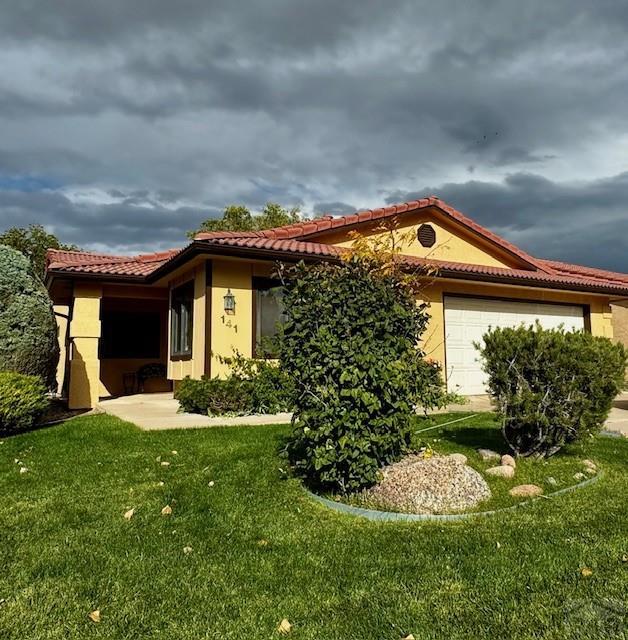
top-left (0, 371), bottom-right (49, 433)
top-left (175, 353), bottom-right (293, 416)
top-left (279, 255), bottom-right (446, 493)
top-left (478, 323), bottom-right (627, 457)
top-left (0, 245), bottom-right (59, 389)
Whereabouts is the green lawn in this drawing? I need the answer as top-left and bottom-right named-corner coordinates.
top-left (1, 414), bottom-right (627, 639)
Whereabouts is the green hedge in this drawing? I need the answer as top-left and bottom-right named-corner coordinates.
top-left (0, 245), bottom-right (59, 389)
top-left (478, 323), bottom-right (627, 457)
top-left (175, 354), bottom-right (293, 416)
top-left (0, 371), bottom-right (49, 433)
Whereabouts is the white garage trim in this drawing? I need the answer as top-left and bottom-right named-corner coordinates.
top-left (444, 295), bottom-right (587, 396)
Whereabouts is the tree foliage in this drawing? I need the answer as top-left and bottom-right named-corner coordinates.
top-left (189, 202), bottom-right (303, 237)
top-left (478, 323), bottom-right (627, 458)
top-left (0, 224), bottom-right (78, 281)
top-left (0, 245), bottom-right (60, 389)
top-left (278, 228), bottom-right (450, 493)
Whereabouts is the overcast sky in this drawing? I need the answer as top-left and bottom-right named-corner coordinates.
top-left (1, 1), bottom-right (628, 269)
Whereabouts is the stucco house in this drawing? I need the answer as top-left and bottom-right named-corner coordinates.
top-left (45, 197), bottom-right (628, 409)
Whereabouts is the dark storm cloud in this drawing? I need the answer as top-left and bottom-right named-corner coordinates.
top-left (0, 0), bottom-right (627, 268)
top-left (0, 189), bottom-right (216, 253)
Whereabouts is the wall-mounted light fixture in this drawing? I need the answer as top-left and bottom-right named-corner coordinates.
top-left (223, 288), bottom-right (236, 314)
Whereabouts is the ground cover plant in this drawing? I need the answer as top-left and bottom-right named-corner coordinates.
top-left (0, 371), bottom-right (49, 433)
top-left (479, 324), bottom-right (627, 458)
top-left (1, 413), bottom-right (627, 639)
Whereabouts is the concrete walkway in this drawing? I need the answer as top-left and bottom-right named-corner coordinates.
top-left (96, 393), bottom-right (292, 431)
top-left (97, 391), bottom-right (628, 436)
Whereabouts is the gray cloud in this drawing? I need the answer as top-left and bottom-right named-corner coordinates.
top-left (0, 1), bottom-right (627, 269)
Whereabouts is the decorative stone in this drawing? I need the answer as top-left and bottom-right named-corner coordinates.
top-left (501, 454), bottom-right (516, 468)
top-left (485, 465), bottom-right (515, 478)
top-left (582, 459), bottom-right (597, 470)
top-left (509, 484), bottom-right (543, 498)
top-left (574, 472), bottom-right (586, 481)
top-left (478, 448), bottom-right (500, 462)
top-left (584, 467), bottom-right (597, 475)
top-left (363, 455), bottom-right (491, 514)
top-left (448, 453), bottom-right (468, 465)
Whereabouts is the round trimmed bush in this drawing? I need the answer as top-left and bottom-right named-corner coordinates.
top-left (0, 245), bottom-right (59, 389)
top-left (0, 371), bottom-right (49, 432)
top-left (478, 323), bottom-right (627, 457)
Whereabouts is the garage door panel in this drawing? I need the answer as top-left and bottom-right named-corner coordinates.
top-left (444, 296), bottom-right (585, 396)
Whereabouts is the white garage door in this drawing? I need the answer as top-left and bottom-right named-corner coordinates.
top-left (444, 296), bottom-right (585, 396)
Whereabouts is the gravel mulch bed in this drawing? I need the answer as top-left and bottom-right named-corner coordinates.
top-left (360, 454), bottom-right (492, 514)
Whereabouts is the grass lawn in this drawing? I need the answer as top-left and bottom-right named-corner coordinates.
top-left (1, 413), bottom-right (627, 639)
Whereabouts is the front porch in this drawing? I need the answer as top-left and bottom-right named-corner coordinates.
top-left (54, 282), bottom-right (172, 409)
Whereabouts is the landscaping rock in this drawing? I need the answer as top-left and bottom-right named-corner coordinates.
top-left (573, 472), bottom-right (586, 481)
top-left (363, 455), bottom-right (491, 514)
top-left (509, 484), bottom-right (543, 498)
top-left (478, 449), bottom-right (500, 462)
top-left (584, 467), bottom-right (597, 475)
top-left (547, 477), bottom-right (558, 487)
top-left (501, 454), bottom-right (516, 468)
top-left (582, 459), bottom-right (597, 470)
top-left (448, 453), bottom-right (468, 465)
top-left (485, 465), bottom-right (515, 478)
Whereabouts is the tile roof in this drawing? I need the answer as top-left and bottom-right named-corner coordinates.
top-left (45, 197), bottom-right (628, 295)
top-left (46, 248), bottom-right (181, 278)
top-left (194, 196), bottom-right (550, 272)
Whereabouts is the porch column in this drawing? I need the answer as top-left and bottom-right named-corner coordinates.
top-left (68, 283), bottom-right (102, 409)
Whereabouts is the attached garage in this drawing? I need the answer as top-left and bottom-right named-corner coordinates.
top-left (444, 295), bottom-right (586, 395)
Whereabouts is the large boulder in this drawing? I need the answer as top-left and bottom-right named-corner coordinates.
top-left (0, 245), bottom-right (59, 389)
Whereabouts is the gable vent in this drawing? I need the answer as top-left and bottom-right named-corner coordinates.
top-left (417, 224), bottom-right (436, 247)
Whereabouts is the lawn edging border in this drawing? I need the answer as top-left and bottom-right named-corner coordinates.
top-left (306, 472), bottom-right (603, 522)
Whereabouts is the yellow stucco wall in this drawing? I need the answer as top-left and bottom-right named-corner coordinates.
top-left (53, 304), bottom-right (70, 396)
top-left (209, 259), bottom-right (254, 378)
top-left (611, 302), bottom-right (628, 348)
top-left (321, 207), bottom-right (520, 268)
top-left (68, 283), bottom-right (102, 409)
top-left (417, 279), bottom-right (613, 368)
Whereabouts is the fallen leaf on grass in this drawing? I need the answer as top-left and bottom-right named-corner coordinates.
top-left (622, 554), bottom-right (627, 563)
top-left (123, 508), bottom-right (135, 521)
top-left (19, 467), bottom-right (29, 474)
top-left (171, 450), bottom-right (178, 455)
top-left (402, 635), bottom-right (415, 640)
top-left (88, 610), bottom-right (101, 623)
top-left (161, 461), bottom-right (170, 467)
top-left (208, 481), bottom-right (215, 487)
top-left (277, 618), bottom-right (292, 635)
top-left (161, 505), bottom-right (172, 516)
top-left (157, 481), bottom-right (165, 486)
top-left (581, 567), bottom-right (593, 577)
top-left (257, 539), bottom-right (269, 547)
top-left (183, 546), bottom-right (193, 554)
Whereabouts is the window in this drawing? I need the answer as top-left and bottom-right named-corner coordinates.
top-left (170, 281), bottom-right (194, 358)
top-left (254, 278), bottom-right (285, 358)
top-left (100, 311), bottom-right (161, 359)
